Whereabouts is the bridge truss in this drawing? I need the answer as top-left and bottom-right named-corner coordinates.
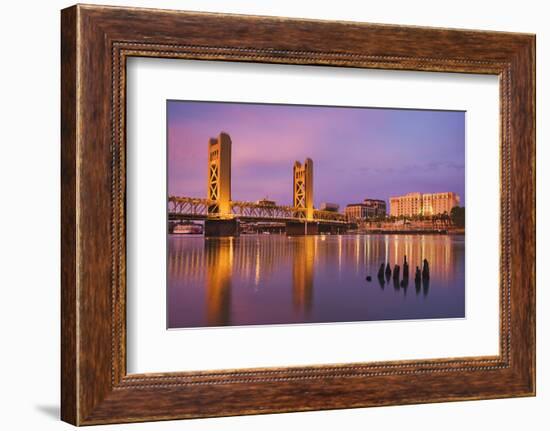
top-left (168, 196), bottom-right (348, 224)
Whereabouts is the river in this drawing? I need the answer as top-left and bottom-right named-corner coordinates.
top-left (168, 234), bottom-right (465, 328)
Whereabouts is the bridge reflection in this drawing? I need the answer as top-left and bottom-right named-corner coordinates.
top-left (204, 239), bottom-right (233, 326)
top-left (292, 237), bottom-right (315, 315)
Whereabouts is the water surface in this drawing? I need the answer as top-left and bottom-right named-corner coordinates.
top-left (168, 234), bottom-right (465, 328)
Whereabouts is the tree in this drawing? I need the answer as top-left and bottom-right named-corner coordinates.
top-left (450, 206), bottom-right (465, 228)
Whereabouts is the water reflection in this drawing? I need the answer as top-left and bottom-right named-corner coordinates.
top-left (292, 237), bottom-right (314, 315)
top-left (204, 239), bottom-right (232, 326)
top-left (423, 277), bottom-right (430, 297)
top-left (168, 234), bottom-right (465, 328)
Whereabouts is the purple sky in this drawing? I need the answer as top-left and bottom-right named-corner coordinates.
top-left (167, 101), bottom-right (465, 210)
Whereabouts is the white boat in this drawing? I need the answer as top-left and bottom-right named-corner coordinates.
top-left (172, 224), bottom-right (203, 234)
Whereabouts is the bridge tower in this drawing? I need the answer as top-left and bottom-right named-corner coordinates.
top-left (205, 133), bottom-right (239, 236)
top-left (207, 132), bottom-right (232, 216)
top-left (293, 158), bottom-right (314, 220)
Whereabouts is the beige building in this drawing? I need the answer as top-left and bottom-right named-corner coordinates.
top-left (389, 192), bottom-right (460, 217)
top-left (345, 198), bottom-right (387, 221)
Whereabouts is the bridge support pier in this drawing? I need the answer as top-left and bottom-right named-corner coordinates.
top-left (285, 221), bottom-right (319, 236)
top-left (318, 223), bottom-right (348, 234)
top-left (204, 219), bottom-right (239, 237)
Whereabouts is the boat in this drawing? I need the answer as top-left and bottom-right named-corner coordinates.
top-left (172, 224), bottom-right (203, 234)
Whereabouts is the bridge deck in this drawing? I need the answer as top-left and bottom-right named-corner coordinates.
top-left (168, 196), bottom-right (349, 225)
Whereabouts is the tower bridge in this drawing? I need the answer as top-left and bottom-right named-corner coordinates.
top-left (168, 132), bottom-right (352, 236)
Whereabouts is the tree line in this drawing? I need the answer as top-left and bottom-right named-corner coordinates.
top-left (362, 206), bottom-right (465, 228)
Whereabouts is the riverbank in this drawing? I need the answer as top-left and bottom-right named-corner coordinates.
top-left (354, 228), bottom-right (465, 235)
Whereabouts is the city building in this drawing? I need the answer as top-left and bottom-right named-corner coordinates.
top-left (320, 202), bottom-right (339, 212)
top-left (363, 198), bottom-right (387, 217)
top-left (389, 192), bottom-right (422, 217)
top-left (389, 192), bottom-right (460, 217)
top-left (345, 198), bottom-right (387, 221)
top-left (421, 192), bottom-right (460, 216)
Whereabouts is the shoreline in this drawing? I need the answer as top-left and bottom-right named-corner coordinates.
top-left (170, 230), bottom-right (465, 237)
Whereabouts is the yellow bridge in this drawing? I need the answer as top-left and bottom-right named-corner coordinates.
top-left (168, 132), bottom-right (351, 236)
top-left (168, 197), bottom-right (348, 224)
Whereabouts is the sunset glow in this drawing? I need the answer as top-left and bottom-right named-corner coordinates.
top-left (167, 101), bottom-right (465, 210)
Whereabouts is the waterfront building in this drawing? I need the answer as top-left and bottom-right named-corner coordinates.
top-left (320, 202), bottom-right (340, 212)
top-left (363, 198), bottom-right (387, 217)
top-left (389, 192), bottom-right (460, 217)
top-left (345, 198), bottom-right (387, 221)
top-left (421, 192), bottom-right (460, 216)
top-left (389, 192), bottom-right (422, 217)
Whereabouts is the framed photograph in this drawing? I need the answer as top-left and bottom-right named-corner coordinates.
top-left (61, 4), bottom-right (536, 425)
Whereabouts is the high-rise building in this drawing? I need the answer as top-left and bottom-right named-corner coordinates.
top-left (389, 193), bottom-right (422, 217)
top-left (389, 192), bottom-right (460, 217)
top-left (345, 198), bottom-right (387, 221)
